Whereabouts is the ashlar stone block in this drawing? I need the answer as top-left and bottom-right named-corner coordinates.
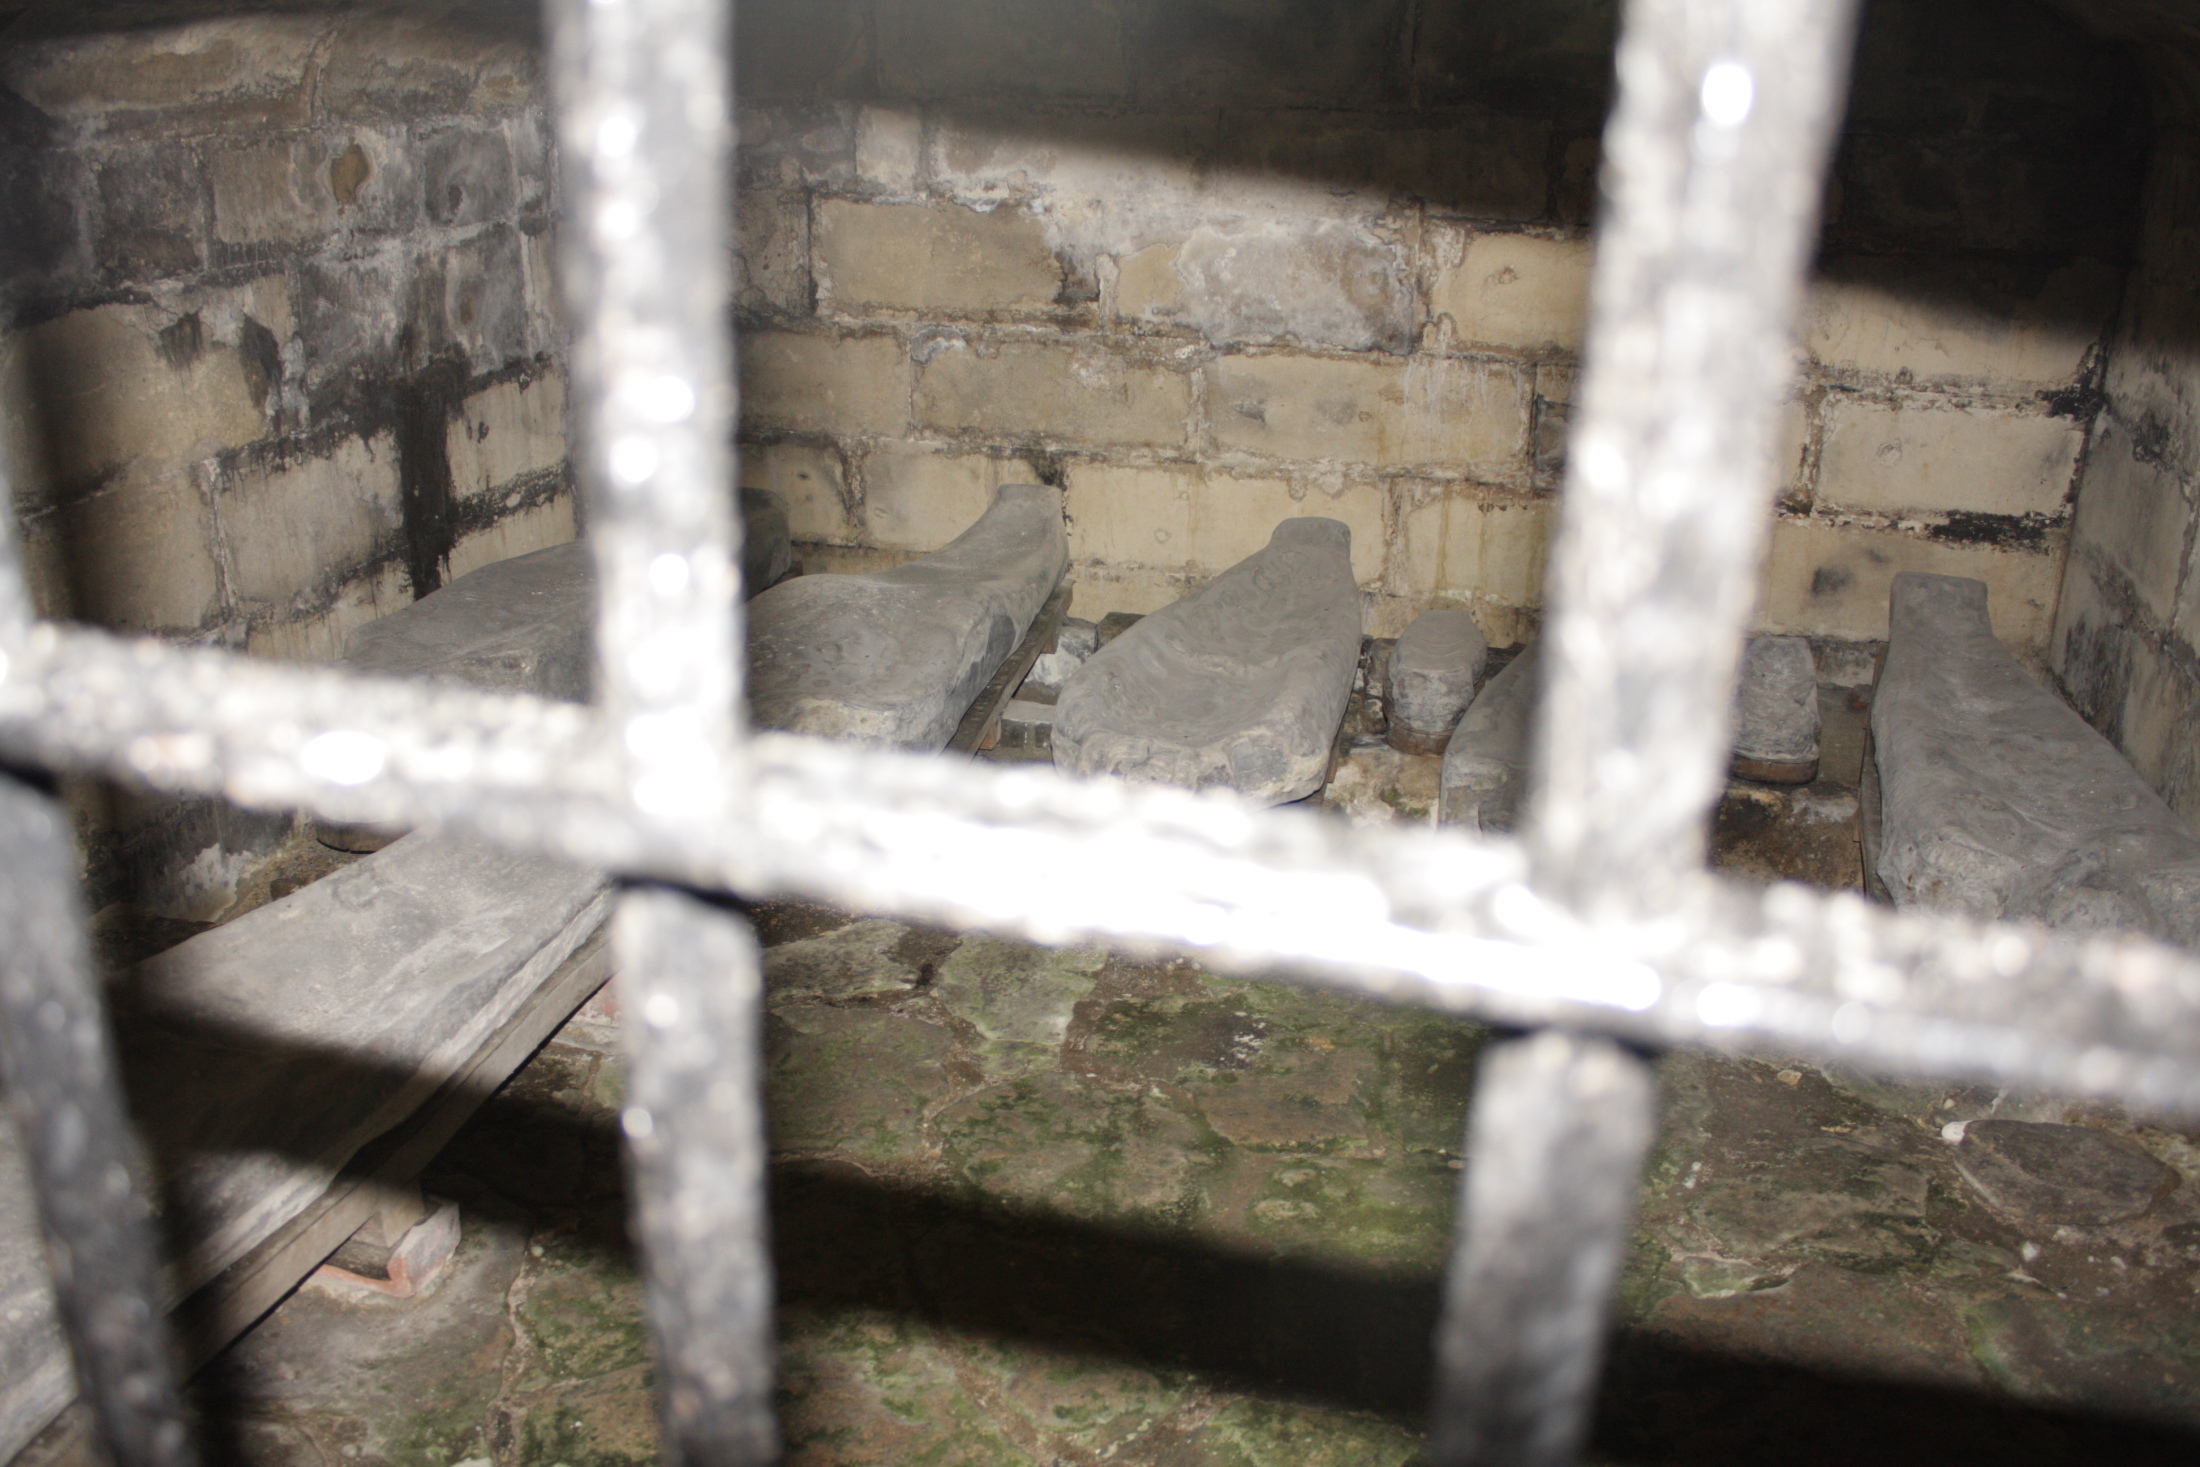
top-left (60, 465), bottom-right (222, 634)
top-left (2069, 415), bottom-right (2191, 629)
top-left (916, 340), bottom-right (1191, 447)
top-left (743, 441), bottom-right (856, 544)
top-left (1759, 517), bottom-right (2063, 649)
top-left (25, 302), bottom-right (268, 484)
top-left (741, 330), bottom-right (911, 437)
top-left (1207, 351), bottom-right (1531, 480)
top-left (3, 19), bottom-right (318, 135)
top-left (1427, 230), bottom-right (1594, 354)
top-left (447, 495), bottom-right (577, 582)
top-left (861, 440), bottom-right (1041, 551)
top-left (1120, 221), bottom-right (1416, 354)
top-left (1804, 260), bottom-right (2119, 390)
top-left (735, 185), bottom-right (812, 316)
top-left (1390, 493), bottom-right (1552, 606)
top-left (1817, 397), bottom-right (2082, 520)
top-left (209, 139), bottom-right (343, 247)
top-left (223, 433), bottom-right (403, 604)
top-left (448, 373), bottom-right (566, 502)
top-left (815, 199), bottom-right (1062, 315)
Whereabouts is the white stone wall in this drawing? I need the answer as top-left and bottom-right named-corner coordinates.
top-left (731, 0), bottom-right (2138, 651)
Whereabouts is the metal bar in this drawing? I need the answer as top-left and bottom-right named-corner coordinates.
top-left (6, 631), bottom-right (2200, 1110)
top-left (1528, 0), bottom-right (1862, 917)
top-left (549, 0), bottom-right (745, 808)
top-left (1430, 1032), bottom-right (1657, 1467)
top-left (1440, 2), bottom-right (1862, 1459)
top-left (0, 774), bottom-right (194, 1467)
top-left (614, 887), bottom-right (778, 1466)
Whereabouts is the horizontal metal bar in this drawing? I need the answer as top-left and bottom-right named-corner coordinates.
top-left (4, 620), bottom-right (2199, 1113)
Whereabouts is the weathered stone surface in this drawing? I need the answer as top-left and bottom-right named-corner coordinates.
top-left (739, 330), bottom-right (911, 437)
top-left (1386, 608), bottom-right (1486, 754)
top-left (1207, 352), bottom-right (1532, 479)
top-left (916, 340), bottom-right (1192, 448)
top-left (860, 440), bottom-right (1042, 552)
top-left (342, 491), bottom-right (787, 703)
top-left (814, 199), bottom-right (1062, 314)
top-left (1053, 518), bottom-right (1361, 805)
top-left (742, 441), bottom-right (854, 544)
top-left (748, 483), bottom-right (1068, 749)
top-left (223, 434), bottom-right (403, 604)
top-left (1439, 641), bottom-right (1539, 832)
top-left (1119, 222), bottom-right (1416, 354)
top-left (1804, 259), bottom-right (2121, 390)
top-left (1759, 517), bottom-right (2063, 648)
top-left (344, 539), bottom-right (595, 700)
top-left (1817, 397), bottom-right (2082, 519)
top-left (1732, 635), bottom-right (1820, 783)
top-left (1389, 494), bottom-right (1552, 607)
top-left (59, 467), bottom-right (224, 634)
top-left (121, 837), bottom-right (607, 1283)
top-left (1872, 573), bottom-right (2200, 944)
top-left (447, 373), bottom-right (566, 503)
top-left (25, 302), bottom-right (268, 483)
top-left (1427, 230), bottom-right (1594, 353)
top-left (1952, 1120), bottom-right (2176, 1230)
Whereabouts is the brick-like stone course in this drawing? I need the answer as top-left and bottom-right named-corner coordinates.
top-left (1, 12), bottom-right (577, 913)
top-left (730, 0), bottom-right (2132, 649)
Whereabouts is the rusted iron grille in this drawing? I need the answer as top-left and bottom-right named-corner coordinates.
top-left (2, 0), bottom-right (2196, 1463)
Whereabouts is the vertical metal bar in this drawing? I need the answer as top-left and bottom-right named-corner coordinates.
top-left (614, 888), bottom-right (777, 1464)
top-left (549, 0), bottom-right (771, 1460)
top-left (551, 0), bottom-right (745, 801)
top-left (0, 775), bottom-right (195, 1467)
top-left (1430, 1032), bottom-right (1656, 1467)
top-left (1436, 3), bottom-right (1857, 1461)
top-left (1528, 0), bottom-right (1860, 916)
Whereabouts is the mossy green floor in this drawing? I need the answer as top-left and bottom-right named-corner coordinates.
top-left (86, 894), bottom-right (2189, 1467)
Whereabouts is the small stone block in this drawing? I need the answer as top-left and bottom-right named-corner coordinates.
top-left (1056, 617), bottom-right (1100, 660)
top-left (1439, 642), bottom-right (1539, 832)
top-left (1733, 635), bottom-right (1820, 783)
top-left (1386, 609), bottom-right (1487, 755)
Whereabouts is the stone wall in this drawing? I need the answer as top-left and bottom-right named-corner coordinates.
top-left (0, 7), bottom-right (572, 914)
top-left (2052, 114), bottom-right (2200, 831)
top-left (732, 0), bottom-right (2143, 649)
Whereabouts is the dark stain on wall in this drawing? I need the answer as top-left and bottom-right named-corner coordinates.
top-left (1923, 510), bottom-right (2056, 551)
top-left (392, 355), bottom-right (465, 601)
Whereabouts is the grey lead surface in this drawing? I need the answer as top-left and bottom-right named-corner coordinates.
top-left (1440, 643), bottom-right (1541, 833)
top-left (747, 483), bottom-right (1069, 751)
top-left (1052, 518), bottom-right (1361, 806)
top-left (1873, 572), bottom-right (2200, 947)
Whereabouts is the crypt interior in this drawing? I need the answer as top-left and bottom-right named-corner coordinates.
top-left (4, 0), bottom-right (2200, 1462)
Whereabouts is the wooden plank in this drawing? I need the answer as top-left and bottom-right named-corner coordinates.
top-left (947, 581), bottom-right (1072, 757)
top-left (169, 920), bottom-right (615, 1372)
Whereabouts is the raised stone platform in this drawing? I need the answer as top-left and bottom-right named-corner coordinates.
top-left (1051, 518), bottom-right (1362, 805)
top-left (1439, 642), bottom-right (1539, 833)
top-left (747, 484), bottom-right (1069, 751)
top-left (1871, 572), bottom-right (2200, 945)
top-left (0, 838), bottom-right (611, 1461)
